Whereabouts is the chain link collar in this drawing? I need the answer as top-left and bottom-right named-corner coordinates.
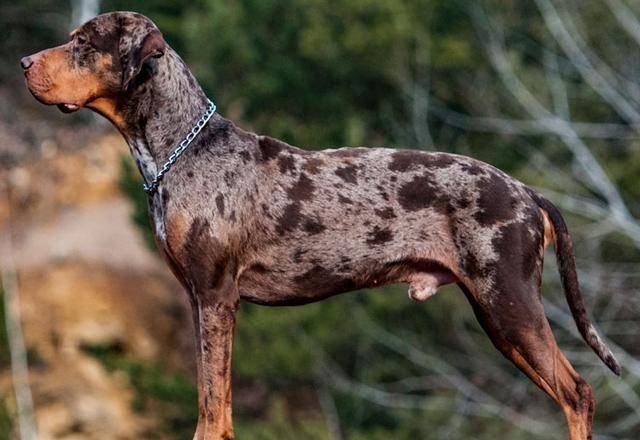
top-left (143, 99), bottom-right (217, 195)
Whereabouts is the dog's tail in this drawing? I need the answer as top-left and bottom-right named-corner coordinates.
top-left (528, 189), bottom-right (621, 376)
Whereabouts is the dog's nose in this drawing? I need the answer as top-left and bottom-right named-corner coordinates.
top-left (20, 56), bottom-right (34, 70)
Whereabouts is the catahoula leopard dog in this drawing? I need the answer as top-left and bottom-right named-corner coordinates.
top-left (22, 11), bottom-right (620, 440)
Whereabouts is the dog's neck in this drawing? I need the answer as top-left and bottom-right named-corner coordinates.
top-left (93, 49), bottom-right (222, 184)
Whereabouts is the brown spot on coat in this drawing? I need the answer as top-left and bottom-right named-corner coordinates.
top-left (246, 262), bottom-right (268, 274)
top-left (258, 136), bottom-right (286, 161)
top-left (492, 206), bottom-right (543, 283)
top-left (292, 249), bottom-right (307, 263)
top-left (460, 162), bottom-right (483, 175)
top-left (376, 185), bottom-right (389, 201)
top-left (388, 150), bottom-right (455, 172)
top-left (303, 158), bottom-right (324, 174)
top-left (278, 155), bottom-right (296, 173)
top-left (239, 150), bottom-right (251, 163)
top-left (293, 249), bottom-right (307, 263)
top-left (161, 189), bottom-right (170, 205)
top-left (216, 193), bottom-right (225, 216)
top-left (334, 164), bottom-right (358, 184)
top-left (303, 217), bottom-right (326, 235)
top-left (327, 147), bottom-right (367, 158)
top-left (474, 173), bottom-right (514, 226)
top-left (181, 218), bottom-right (227, 291)
top-left (374, 207), bottom-right (396, 219)
top-left (366, 226), bottom-right (394, 245)
top-left (276, 203), bottom-right (303, 235)
top-left (459, 251), bottom-right (489, 280)
top-left (397, 173), bottom-right (444, 212)
top-left (338, 194), bottom-right (353, 205)
top-left (287, 174), bottom-right (315, 202)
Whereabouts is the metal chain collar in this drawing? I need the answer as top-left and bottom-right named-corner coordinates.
top-left (143, 99), bottom-right (217, 195)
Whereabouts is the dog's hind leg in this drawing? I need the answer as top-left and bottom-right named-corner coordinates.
top-left (460, 275), bottom-right (595, 440)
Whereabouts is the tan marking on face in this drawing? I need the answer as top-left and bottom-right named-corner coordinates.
top-left (87, 97), bottom-right (126, 130)
top-left (24, 44), bottom-right (116, 108)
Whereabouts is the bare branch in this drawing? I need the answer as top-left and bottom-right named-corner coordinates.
top-left (605, 0), bottom-right (640, 47)
top-left (534, 0), bottom-right (640, 124)
top-left (471, 4), bottom-right (640, 248)
top-left (350, 307), bottom-right (558, 435)
top-left (429, 102), bottom-right (638, 139)
top-left (316, 383), bottom-right (343, 440)
top-left (544, 299), bottom-right (640, 377)
top-left (303, 326), bottom-right (558, 438)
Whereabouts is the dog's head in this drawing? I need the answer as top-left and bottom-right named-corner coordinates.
top-left (21, 11), bottom-right (165, 115)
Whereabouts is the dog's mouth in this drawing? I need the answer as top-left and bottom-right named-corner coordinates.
top-left (57, 103), bottom-right (80, 113)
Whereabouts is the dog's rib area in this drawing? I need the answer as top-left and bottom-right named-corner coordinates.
top-left (237, 257), bottom-right (459, 306)
top-left (226, 142), bottom-right (536, 305)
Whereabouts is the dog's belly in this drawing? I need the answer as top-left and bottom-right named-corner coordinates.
top-left (237, 266), bottom-right (363, 306)
top-left (236, 233), bottom-right (460, 306)
top-left (237, 260), bottom-right (458, 306)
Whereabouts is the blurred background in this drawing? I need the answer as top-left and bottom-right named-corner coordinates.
top-left (1, 0), bottom-right (639, 439)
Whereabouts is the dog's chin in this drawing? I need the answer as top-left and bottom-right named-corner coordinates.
top-left (25, 85), bottom-right (81, 114)
top-left (57, 103), bottom-right (80, 113)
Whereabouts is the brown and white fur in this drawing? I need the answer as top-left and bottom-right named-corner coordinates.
top-left (21, 12), bottom-right (620, 440)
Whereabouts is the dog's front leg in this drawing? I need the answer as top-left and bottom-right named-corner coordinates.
top-left (194, 283), bottom-right (239, 440)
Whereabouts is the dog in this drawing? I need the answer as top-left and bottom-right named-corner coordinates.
top-left (22, 11), bottom-right (620, 440)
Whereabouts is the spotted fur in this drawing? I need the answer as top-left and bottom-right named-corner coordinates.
top-left (23, 12), bottom-right (620, 440)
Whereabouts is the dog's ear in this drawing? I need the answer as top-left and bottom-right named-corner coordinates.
top-left (120, 23), bottom-right (166, 91)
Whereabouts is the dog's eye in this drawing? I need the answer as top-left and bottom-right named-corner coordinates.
top-left (76, 34), bottom-right (88, 45)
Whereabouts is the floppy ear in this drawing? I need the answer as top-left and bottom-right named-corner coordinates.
top-left (121, 29), bottom-right (166, 91)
